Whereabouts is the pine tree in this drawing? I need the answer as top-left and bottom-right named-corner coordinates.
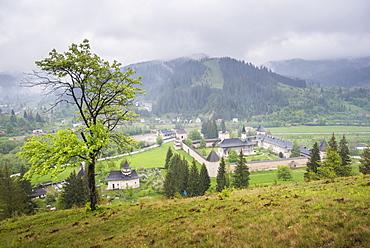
top-left (359, 145), bottom-right (370, 174)
top-left (328, 133), bottom-right (338, 152)
top-left (304, 142), bottom-right (321, 179)
top-left (216, 157), bottom-right (226, 192)
top-left (0, 164), bottom-right (28, 220)
top-left (19, 165), bottom-right (35, 214)
top-left (163, 169), bottom-right (177, 197)
top-left (164, 147), bottom-right (173, 169)
top-left (165, 154), bottom-right (189, 196)
top-left (58, 170), bottom-right (88, 209)
top-left (318, 147), bottom-right (342, 179)
top-left (338, 135), bottom-right (352, 176)
top-left (199, 163), bottom-right (210, 195)
top-left (233, 150), bottom-right (250, 189)
top-left (187, 160), bottom-right (200, 197)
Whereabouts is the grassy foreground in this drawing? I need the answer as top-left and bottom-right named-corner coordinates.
top-left (1, 175), bottom-right (370, 247)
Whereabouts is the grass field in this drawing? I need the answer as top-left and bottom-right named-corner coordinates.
top-left (268, 125), bottom-right (370, 133)
top-left (2, 174), bottom-right (370, 247)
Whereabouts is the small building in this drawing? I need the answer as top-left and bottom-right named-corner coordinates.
top-left (105, 162), bottom-right (140, 190)
top-left (32, 129), bottom-right (43, 135)
top-left (157, 129), bottom-right (176, 138)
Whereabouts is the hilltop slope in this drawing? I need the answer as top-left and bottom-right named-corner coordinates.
top-left (1, 175), bottom-right (369, 247)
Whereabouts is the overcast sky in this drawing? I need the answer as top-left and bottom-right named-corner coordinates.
top-left (1, 0), bottom-right (369, 72)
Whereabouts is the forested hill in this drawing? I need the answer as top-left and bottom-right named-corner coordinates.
top-left (264, 57), bottom-right (370, 88)
top-left (125, 56), bottom-right (370, 124)
top-left (125, 57), bottom-right (311, 120)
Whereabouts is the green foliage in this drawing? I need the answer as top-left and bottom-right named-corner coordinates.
top-left (0, 164), bottom-right (29, 220)
top-left (188, 129), bottom-right (202, 140)
top-left (216, 157), bottom-right (226, 192)
top-left (305, 142), bottom-right (321, 179)
top-left (200, 138), bottom-right (206, 149)
top-left (18, 40), bottom-right (143, 211)
top-left (359, 145), bottom-right (370, 174)
top-left (185, 138), bottom-right (193, 146)
top-left (290, 141), bottom-right (300, 158)
top-left (58, 170), bottom-right (88, 209)
top-left (233, 150), bottom-right (250, 188)
top-left (187, 160), bottom-right (200, 197)
top-left (164, 147), bottom-right (173, 169)
top-left (228, 149), bottom-right (238, 163)
top-left (201, 120), bottom-right (218, 139)
top-left (156, 136), bottom-right (163, 146)
top-left (163, 154), bottom-right (189, 197)
top-left (199, 163), bottom-right (210, 195)
top-left (276, 165), bottom-right (293, 181)
top-left (2, 175), bottom-right (370, 247)
top-left (328, 133), bottom-right (338, 152)
top-left (339, 135), bottom-right (351, 168)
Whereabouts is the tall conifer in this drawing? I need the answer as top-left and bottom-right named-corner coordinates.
top-left (0, 164), bottom-right (28, 220)
top-left (233, 150), bottom-right (250, 188)
top-left (199, 163), bottom-right (210, 195)
top-left (164, 147), bottom-right (173, 169)
top-left (305, 142), bottom-right (321, 179)
top-left (359, 145), bottom-right (370, 174)
top-left (338, 135), bottom-right (352, 176)
top-left (187, 160), bottom-right (200, 197)
top-left (328, 133), bottom-right (338, 152)
top-left (216, 157), bottom-right (226, 192)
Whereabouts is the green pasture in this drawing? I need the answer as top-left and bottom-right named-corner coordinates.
top-left (268, 125), bottom-right (370, 134)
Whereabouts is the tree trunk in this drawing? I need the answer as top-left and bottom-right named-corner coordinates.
top-left (87, 161), bottom-right (97, 211)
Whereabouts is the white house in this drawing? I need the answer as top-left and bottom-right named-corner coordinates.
top-left (105, 161), bottom-right (140, 190)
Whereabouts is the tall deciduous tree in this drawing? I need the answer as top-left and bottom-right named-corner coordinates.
top-left (200, 138), bottom-right (206, 149)
top-left (18, 40), bottom-right (143, 210)
top-left (199, 163), bottom-right (210, 195)
top-left (216, 157), bottom-right (226, 192)
top-left (359, 145), bottom-right (370, 174)
top-left (233, 150), bottom-right (250, 189)
top-left (290, 141), bottom-right (301, 158)
top-left (228, 149), bottom-right (238, 163)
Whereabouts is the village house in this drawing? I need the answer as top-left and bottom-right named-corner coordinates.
top-left (105, 161), bottom-right (140, 190)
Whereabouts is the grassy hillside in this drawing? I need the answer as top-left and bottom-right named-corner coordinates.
top-left (1, 175), bottom-right (369, 247)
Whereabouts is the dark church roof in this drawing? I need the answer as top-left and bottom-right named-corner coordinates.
top-left (105, 170), bottom-right (139, 181)
top-left (221, 121), bottom-right (228, 133)
top-left (29, 188), bottom-right (47, 198)
top-left (319, 140), bottom-right (329, 151)
top-left (122, 161), bottom-right (131, 169)
top-left (176, 127), bottom-right (187, 134)
top-left (241, 127), bottom-right (246, 134)
top-left (257, 134), bottom-right (292, 149)
top-left (256, 124), bottom-right (266, 132)
top-left (217, 138), bottom-right (255, 148)
top-left (207, 150), bottom-right (220, 162)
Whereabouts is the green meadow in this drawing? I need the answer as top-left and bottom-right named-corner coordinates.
top-left (2, 175), bottom-right (370, 247)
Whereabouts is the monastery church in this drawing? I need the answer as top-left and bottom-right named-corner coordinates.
top-left (173, 123), bottom-right (326, 177)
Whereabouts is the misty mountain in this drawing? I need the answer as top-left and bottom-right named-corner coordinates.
top-left (264, 57), bottom-right (370, 88)
top-left (124, 56), bottom-right (370, 124)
